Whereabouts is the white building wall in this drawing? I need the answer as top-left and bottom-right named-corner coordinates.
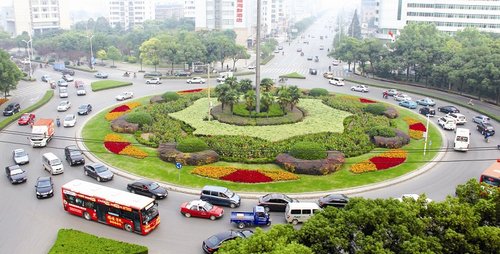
top-left (108, 0), bottom-right (155, 30)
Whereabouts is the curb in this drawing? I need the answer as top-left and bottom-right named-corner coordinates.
top-left (76, 99), bottom-right (447, 200)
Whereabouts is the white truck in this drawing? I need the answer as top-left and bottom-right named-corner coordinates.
top-left (29, 119), bottom-right (55, 147)
top-left (216, 72), bottom-right (234, 83)
top-left (454, 128), bottom-right (470, 151)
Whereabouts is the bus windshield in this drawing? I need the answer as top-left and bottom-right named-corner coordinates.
top-left (481, 175), bottom-right (500, 187)
top-left (141, 202), bottom-right (159, 224)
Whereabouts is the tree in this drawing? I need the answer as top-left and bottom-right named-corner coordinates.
top-left (244, 90), bottom-right (256, 111)
top-left (215, 83), bottom-right (231, 111)
top-left (225, 89), bottom-right (239, 113)
top-left (139, 38), bottom-right (162, 71)
top-left (0, 49), bottom-right (23, 98)
top-left (96, 49), bottom-right (107, 64)
top-left (260, 78), bottom-right (275, 92)
top-left (288, 85), bottom-right (301, 110)
top-left (239, 79), bottom-right (253, 93)
top-left (260, 92), bottom-right (274, 112)
top-left (348, 9), bottom-right (362, 39)
top-left (230, 44), bottom-right (250, 70)
top-left (276, 86), bottom-right (291, 111)
top-left (107, 46), bottom-right (122, 67)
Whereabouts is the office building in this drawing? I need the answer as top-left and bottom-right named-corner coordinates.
top-left (155, 3), bottom-right (184, 20)
top-left (108, 0), bottom-right (155, 30)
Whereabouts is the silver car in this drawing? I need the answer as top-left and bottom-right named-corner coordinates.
top-left (13, 149), bottom-right (29, 165)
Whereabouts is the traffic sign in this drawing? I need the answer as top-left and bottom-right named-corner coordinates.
top-left (175, 162), bottom-right (182, 169)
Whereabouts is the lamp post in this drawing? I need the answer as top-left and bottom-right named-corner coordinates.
top-left (255, 0), bottom-right (261, 113)
top-left (88, 34), bottom-right (94, 70)
top-left (423, 114), bottom-right (430, 156)
top-left (21, 34), bottom-right (33, 79)
top-left (207, 64), bottom-right (212, 121)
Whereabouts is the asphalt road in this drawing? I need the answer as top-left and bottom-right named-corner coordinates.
top-left (0, 15), bottom-right (498, 254)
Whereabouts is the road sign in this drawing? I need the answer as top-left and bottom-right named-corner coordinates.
top-left (175, 162), bottom-right (182, 169)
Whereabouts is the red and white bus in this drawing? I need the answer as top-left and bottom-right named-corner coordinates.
top-left (61, 179), bottom-right (160, 235)
top-left (479, 160), bottom-right (500, 187)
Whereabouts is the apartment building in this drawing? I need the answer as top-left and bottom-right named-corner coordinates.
top-left (184, 0), bottom-right (196, 19)
top-left (155, 3), bottom-right (184, 20)
top-left (108, 0), bottom-right (155, 30)
top-left (376, 0), bottom-right (500, 40)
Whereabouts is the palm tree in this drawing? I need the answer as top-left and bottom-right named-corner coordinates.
top-left (260, 78), bottom-right (275, 92)
top-left (225, 77), bottom-right (239, 90)
top-left (215, 83), bottom-right (231, 110)
top-left (288, 85), bottom-right (301, 110)
top-left (260, 92), bottom-right (274, 112)
top-left (276, 87), bottom-right (291, 112)
top-left (244, 90), bottom-right (256, 111)
top-left (226, 90), bottom-right (239, 113)
top-left (239, 79), bottom-right (253, 93)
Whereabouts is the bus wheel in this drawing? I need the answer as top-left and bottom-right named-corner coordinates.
top-left (237, 222), bottom-right (245, 229)
top-left (124, 223), bottom-right (133, 232)
top-left (83, 212), bottom-right (91, 220)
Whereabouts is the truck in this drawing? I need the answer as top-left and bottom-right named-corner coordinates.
top-left (454, 128), bottom-right (470, 151)
top-left (216, 72), bottom-right (233, 83)
top-left (53, 62), bottom-right (75, 75)
top-left (29, 119), bottom-right (55, 147)
top-left (230, 206), bottom-right (271, 229)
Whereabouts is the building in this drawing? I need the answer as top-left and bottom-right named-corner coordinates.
top-left (1, 0), bottom-right (71, 36)
top-left (108, 0), bottom-right (155, 30)
top-left (360, 0), bottom-right (377, 36)
top-left (376, 0), bottom-right (500, 40)
top-left (184, 0), bottom-right (196, 19)
top-left (155, 3), bottom-right (184, 20)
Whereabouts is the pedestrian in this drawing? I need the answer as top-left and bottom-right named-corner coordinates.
top-left (226, 64), bottom-right (229, 71)
top-left (328, 66), bottom-right (331, 72)
top-left (484, 131), bottom-right (491, 142)
top-left (468, 99), bottom-right (474, 106)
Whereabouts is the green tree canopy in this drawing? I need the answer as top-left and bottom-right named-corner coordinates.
top-left (0, 49), bottom-right (23, 98)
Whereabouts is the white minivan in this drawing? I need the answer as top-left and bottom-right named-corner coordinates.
top-left (454, 128), bottom-right (470, 151)
top-left (285, 202), bottom-right (321, 225)
top-left (42, 152), bottom-right (64, 175)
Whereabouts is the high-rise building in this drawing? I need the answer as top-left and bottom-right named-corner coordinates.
top-left (155, 3), bottom-right (184, 21)
top-left (1, 0), bottom-right (71, 36)
top-left (184, 0), bottom-right (196, 19)
top-left (108, 0), bottom-right (155, 30)
top-left (376, 0), bottom-right (500, 40)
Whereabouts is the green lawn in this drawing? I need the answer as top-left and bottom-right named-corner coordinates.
top-left (0, 90), bottom-right (53, 129)
top-left (280, 72), bottom-right (306, 79)
top-left (48, 229), bottom-right (147, 254)
top-left (91, 80), bottom-right (133, 91)
top-left (82, 97), bottom-right (442, 193)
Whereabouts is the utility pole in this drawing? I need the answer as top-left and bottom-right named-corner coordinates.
top-left (207, 64), bottom-right (212, 121)
top-left (255, 0), bottom-right (261, 113)
top-left (88, 34), bottom-right (94, 70)
top-left (22, 33), bottom-right (33, 80)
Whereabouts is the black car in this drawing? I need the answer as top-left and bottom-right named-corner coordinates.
top-left (144, 71), bottom-right (163, 78)
top-left (84, 163), bottom-right (114, 182)
top-left (64, 145), bottom-right (85, 166)
top-left (77, 104), bottom-right (92, 115)
top-left (202, 230), bottom-right (253, 254)
top-left (5, 165), bottom-right (27, 184)
top-left (258, 193), bottom-right (298, 212)
top-left (61, 69), bottom-right (75, 76)
top-left (174, 70), bottom-right (191, 77)
top-left (437, 105), bottom-right (460, 114)
top-left (318, 194), bottom-right (349, 208)
top-left (309, 68), bottom-right (317, 75)
top-left (419, 107), bottom-right (436, 117)
top-left (3, 102), bottom-right (20, 116)
top-left (35, 176), bottom-right (54, 199)
top-left (127, 179), bottom-right (168, 199)
top-left (477, 122), bottom-right (495, 136)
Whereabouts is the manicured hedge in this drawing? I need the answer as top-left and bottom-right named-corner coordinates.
top-left (176, 137), bottom-right (209, 153)
top-left (125, 112), bottom-right (153, 127)
top-left (289, 141), bottom-right (327, 160)
top-left (91, 80), bottom-right (132, 91)
top-left (363, 104), bottom-right (387, 115)
top-left (309, 88), bottom-right (329, 97)
top-left (232, 103), bottom-right (285, 117)
top-left (367, 126), bottom-right (396, 137)
top-left (162, 91), bottom-right (180, 102)
top-left (48, 229), bottom-right (148, 254)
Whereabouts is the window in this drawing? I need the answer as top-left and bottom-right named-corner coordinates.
top-left (302, 209), bottom-right (311, 215)
top-left (290, 209), bottom-right (301, 215)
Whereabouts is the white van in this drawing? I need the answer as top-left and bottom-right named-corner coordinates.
top-left (42, 152), bottom-right (64, 175)
top-left (454, 128), bottom-right (470, 151)
top-left (285, 202), bottom-right (321, 225)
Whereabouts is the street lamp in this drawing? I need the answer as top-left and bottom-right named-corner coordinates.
top-left (423, 114), bottom-right (430, 156)
top-left (88, 34), bottom-right (94, 70)
top-left (21, 35), bottom-right (33, 80)
top-left (207, 64), bottom-right (212, 121)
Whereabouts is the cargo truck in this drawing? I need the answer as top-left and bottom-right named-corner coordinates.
top-left (29, 119), bottom-right (55, 147)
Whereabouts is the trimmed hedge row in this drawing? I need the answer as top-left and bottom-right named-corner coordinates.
top-left (309, 88), bottom-right (329, 97)
top-left (177, 137), bottom-right (209, 153)
top-left (290, 142), bottom-right (327, 160)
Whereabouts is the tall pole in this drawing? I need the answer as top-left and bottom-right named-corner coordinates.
top-left (423, 114), bottom-right (430, 156)
top-left (255, 0), bottom-right (261, 113)
top-left (22, 35), bottom-right (33, 80)
top-left (88, 34), bottom-right (94, 70)
top-left (207, 64), bottom-right (211, 121)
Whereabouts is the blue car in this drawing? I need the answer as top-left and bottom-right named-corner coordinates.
top-left (416, 97), bottom-right (436, 106)
top-left (399, 100), bottom-right (417, 109)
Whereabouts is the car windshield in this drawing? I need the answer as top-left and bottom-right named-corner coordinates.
top-left (206, 235), bottom-right (221, 246)
top-left (147, 182), bottom-right (160, 190)
top-left (15, 150), bottom-right (26, 157)
top-left (79, 105), bottom-right (87, 110)
top-left (225, 190), bottom-right (234, 198)
top-left (70, 150), bottom-right (81, 156)
top-left (37, 179), bottom-right (51, 188)
top-left (59, 102), bottom-right (67, 106)
top-left (94, 165), bottom-right (108, 173)
top-left (141, 202), bottom-right (159, 223)
top-left (20, 114), bottom-right (29, 120)
top-left (203, 202), bottom-right (214, 211)
top-left (64, 115), bottom-right (74, 121)
top-left (10, 168), bottom-right (23, 175)
top-left (50, 159), bottom-right (62, 165)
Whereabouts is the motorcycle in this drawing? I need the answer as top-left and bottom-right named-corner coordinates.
top-left (56, 118), bottom-right (61, 127)
top-left (123, 72), bottom-right (130, 77)
top-left (300, 52), bottom-right (304, 56)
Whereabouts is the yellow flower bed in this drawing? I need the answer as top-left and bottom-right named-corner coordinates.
top-left (377, 149), bottom-right (407, 158)
top-left (351, 161), bottom-right (377, 174)
top-left (105, 112), bottom-right (126, 121)
top-left (126, 102), bottom-right (141, 109)
top-left (192, 166), bottom-right (237, 178)
top-left (119, 145), bottom-right (148, 159)
top-left (0, 98), bottom-right (8, 106)
top-left (403, 117), bottom-right (420, 125)
top-left (261, 169), bottom-right (300, 181)
top-left (409, 129), bottom-right (424, 139)
top-left (104, 133), bottom-right (127, 142)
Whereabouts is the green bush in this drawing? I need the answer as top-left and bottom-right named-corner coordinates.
top-left (363, 104), bottom-right (387, 115)
top-left (162, 92), bottom-right (180, 102)
top-left (309, 88), bottom-right (329, 97)
top-left (289, 141), bottom-right (327, 160)
top-left (232, 103), bottom-right (285, 118)
top-left (177, 137), bottom-right (209, 153)
top-left (126, 56), bottom-right (137, 63)
top-left (125, 112), bottom-right (153, 127)
top-left (366, 126), bottom-right (396, 137)
top-left (48, 229), bottom-right (148, 254)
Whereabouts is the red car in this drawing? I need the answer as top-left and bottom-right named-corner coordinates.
top-left (180, 200), bottom-right (224, 220)
top-left (74, 80), bottom-right (84, 88)
top-left (18, 113), bottom-right (35, 125)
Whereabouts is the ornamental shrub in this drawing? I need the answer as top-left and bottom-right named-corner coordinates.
top-left (162, 91), bottom-right (180, 102)
top-left (125, 112), bottom-right (153, 127)
top-left (309, 88), bottom-right (329, 97)
top-left (363, 104), bottom-right (387, 115)
top-left (367, 126), bottom-right (396, 138)
top-left (289, 141), bottom-right (327, 160)
top-left (176, 137), bottom-right (209, 153)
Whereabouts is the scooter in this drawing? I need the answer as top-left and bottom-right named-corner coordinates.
top-left (56, 118), bottom-right (61, 127)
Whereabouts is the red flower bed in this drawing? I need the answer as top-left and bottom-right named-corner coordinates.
top-left (369, 157), bottom-right (407, 170)
top-left (220, 170), bottom-right (273, 183)
top-left (359, 98), bottom-right (377, 103)
top-left (409, 123), bottom-right (426, 132)
top-left (110, 105), bottom-right (131, 113)
top-left (178, 88), bottom-right (203, 94)
top-left (104, 141), bottom-right (131, 154)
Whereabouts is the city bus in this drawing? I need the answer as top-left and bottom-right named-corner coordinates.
top-left (61, 179), bottom-right (160, 235)
top-left (479, 160), bottom-right (500, 187)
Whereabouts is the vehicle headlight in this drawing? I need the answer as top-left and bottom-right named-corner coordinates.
top-left (48, 190), bottom-right (53, 194)
top-left (36, 192), bottom-right (41, 195)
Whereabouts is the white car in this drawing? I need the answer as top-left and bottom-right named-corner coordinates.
top-left (446, 113), bottom-right (467, 125)
top-left (187, 77), bottom-right (206, 84)
top-left (472, 115), bottom-right (490, 124)
top-left (328, 77), bottom-right (345, 86)
top-left (146, 77), bottom-right (161, 84)
top-left (247, 65), bottom-right (256, 70)
top-left (13, 148), bottom-right (29, 165)
top-left (437, 116), bottom-right (457, 131)
top-left (115, 92), bottom-right (134, 101)
top-left (63, 114), bottom-right (76, 127)
top-left (57, 101), bottom-right (71, 111)
top-left (394, 93), bottom-right (412, 101)
top-left (62, 74), bottom-right (74, 82)
top-left (385, 89), bottom-right (398, 96)
top-left (76, 86), bottom-right (86, 96)
top-left (350, 85), bottom-right (368, 93)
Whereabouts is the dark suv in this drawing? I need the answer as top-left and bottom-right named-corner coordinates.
top-left (64, 145), bottom-right (85, 166)
top-left (477, 122), bottom-right (495, 136)
top-left (3, 102), bottom-right (20, 116)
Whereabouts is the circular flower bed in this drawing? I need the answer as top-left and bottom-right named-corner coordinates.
top-left (404, 117), bottom-right (427, 139)
top-left (103, 134), bottom-right (148, 159)
top-left (191, 166), bottom-right (299, 183)
top-left (359, 98), bottom-right (377, 103)
top-left (105, 102), bottom-right (141, 121)
top-left (350, 149), bottom-right (408, 174)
